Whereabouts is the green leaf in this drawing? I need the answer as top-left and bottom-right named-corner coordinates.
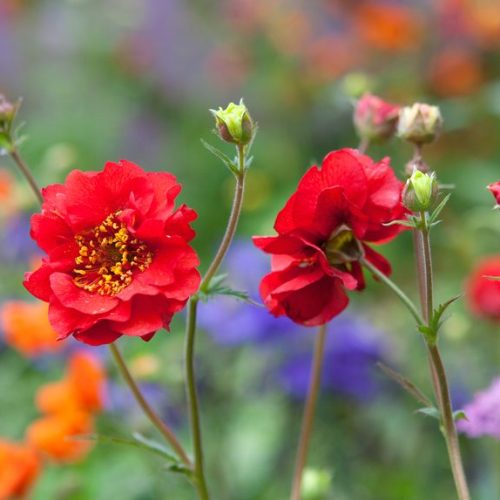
top-left (78, 433), bottom-right (182, 465)
top-left (198, 273), bottom-right (257, 304)
top-left (201, 139), bottom-right (238, 174)
top-left (377, 362), bottom-right (433, 407)
top-left (416, 407), bottom-right (441, 421)
top-left (453, 410), bottom-right (468, 422)
top-left (428, 193), bottom-right (451, 225)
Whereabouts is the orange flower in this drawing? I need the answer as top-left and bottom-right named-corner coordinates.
top-left (26, 412), bottom-right (94, 463)
top-left (428, 47), bottom-right (483, 97)
top-left (67, 351), bottom-right (106, 413)
top-left (354, 2), bottom-right (423, 52)
top-left (1, 301), bottom-right (62, 357)
top-left (0, 439), bottom-right (41, 499)
top-left (463, 0), bottom-right (500, 47)
top-left (35, 380), bottom-right (82, 416)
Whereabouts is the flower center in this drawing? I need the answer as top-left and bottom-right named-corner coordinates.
top-left (324, 225), bottom-right (363, 265)
top-left (73, 212), bottom-right (153, 296)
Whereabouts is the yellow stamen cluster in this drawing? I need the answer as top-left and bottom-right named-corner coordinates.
top-left (73, 212), bottom-right (152, 296)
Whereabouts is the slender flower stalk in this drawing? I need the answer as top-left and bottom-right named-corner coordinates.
top-left (413, 214), bottom-right (471, 500)
top-left (184, 144), bottom-right (247, 499)
top-left (357, 137), bottom-right (369, 154)
top-left (6, 142), bottom-right (192, 468)
top-left (109, 344), bottom-right (191, 466)
top-left (290, 323), bottom-right (328, 500)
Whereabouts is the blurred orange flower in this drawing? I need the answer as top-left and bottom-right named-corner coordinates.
top-left (463, 0), bottom-right (500, 47)
top-left (26, 412), bottom-right (94, 463)
top-left (1, 301), bottom-right (62, 357)
top-left (0, 439), bottom-right (41, 499)
top-left (428, 47), bottom-right (483, 97)
top-left (30, 351), bottom-right (105, 463)
top-left (354, 2), bottom-right (423, 52)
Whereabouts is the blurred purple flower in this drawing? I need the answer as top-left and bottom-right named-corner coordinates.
top-left (276, 315), bottom-right (388, 402)
top-left (198, 240), bottom-right (389, 401)
top-left (457, 377), bottom-right (500, 440)
top-left (0, 212), bottom-right (40, 264)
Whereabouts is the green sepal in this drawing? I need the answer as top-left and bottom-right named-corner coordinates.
top-left (428, 193), bottom-right (451, 226)
top-left (201, 139), bottom-right (239, 175)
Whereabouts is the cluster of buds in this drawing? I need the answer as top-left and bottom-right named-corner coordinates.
top-left (403, 169), bottom-right (439, 212)
top-left (353, 93), bottom-right (400, 144)
top-left (398, 103), bottom-right (443, 146)
top-left (210, 98), bottom-right (254, 146)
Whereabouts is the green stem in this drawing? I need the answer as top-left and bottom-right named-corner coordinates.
top-left (8, 145), bottom-right (44, 205)
top-left (358, 137), bottom-right (370, 154)
top-left (361, 258), bottom-right (423, 326)
top-left (200, 146), bottom-right (246, 291)
top-left (290, 323), bottom-right (328, 500)
top-left (7, 145), bottom-right (193, 470)
top-left (109, 343), bottom-right (192, 467)
top-left (184, 145), bottom-right (247, 499)
top-left (414, 217), bottom-right (470, 500)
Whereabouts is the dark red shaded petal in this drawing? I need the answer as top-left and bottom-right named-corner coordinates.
top-left (73, 323), bottom-right (122, 346)
top-left (145, 171), bottom-right (181, 217)
top-left (110, 295), bottom-right (166, 336)
top-left (30, 213), bottom-right (73, 253)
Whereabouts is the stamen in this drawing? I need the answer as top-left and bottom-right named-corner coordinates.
top-left (73, 212), bottom-right (153, 296)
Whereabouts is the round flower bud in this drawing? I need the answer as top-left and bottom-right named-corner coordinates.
top-left (210, 99), bottom-right (254, 146)
top-left (397, 103), bottom-right (443, 145)
top-left (403, 169), bottom-right (439, 212)
top-left (353, 93), bottom-right (400, 143)
top-left (0, 95), bottom-right (15, 131)
top-left (487, 181), bottom-right (500, 206)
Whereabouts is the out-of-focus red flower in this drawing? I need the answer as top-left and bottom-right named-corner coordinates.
top-left (354, 93), bottom-right (400, 143)
top-left (0, 440), bottom-right (40, 499)
top-left (1, 301), bottom-right (62, 357)
top-left (466, 256), bottom-right (500, 321)
top-left (428, 47), bottom-right (483, 97)
top-left (487, 181), bottom-right (500, 205)
top-left (254, 149), bottom-right (406, 326)
top-left (26, 412), bottom-right (94, 463)
top-left (24, 160), bottom-right (200, 346)
top-left (36, 352), bottom-right (105, 415)
top-left (354, 2), bottom-right (423, 52)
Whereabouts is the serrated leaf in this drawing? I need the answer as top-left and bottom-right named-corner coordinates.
top-left (453, 410), bottom-right (468, 422)
top-left (416, 407), bottom-right (441, 421)
top-left (198, 274), bottom-right (255, 304)
top-left (201, 139), bottom-right (238, 174)
top-left (429, 193), bottom-right (451, 225)
top-left (377, 362), bottom-right (433, 407)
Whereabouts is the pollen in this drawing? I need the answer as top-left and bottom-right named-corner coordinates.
top-left (73, 212), bottom-right (153, 296)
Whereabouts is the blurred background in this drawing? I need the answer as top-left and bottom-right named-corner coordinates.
top-left (0, 0), bottom-right (499, 498)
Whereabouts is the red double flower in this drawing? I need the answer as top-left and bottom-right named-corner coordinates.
top-left (254, 149), bottom-right (406, 326)
top-left (24, 160), bottom-right (200, 345)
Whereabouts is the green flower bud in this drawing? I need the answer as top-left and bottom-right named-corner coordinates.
top-left (397, 103), bottom-right (443, 145)
top-left (301, 468), bottom-right (333, 500)
top-left (403, 169), bottom-right (439, 212)
top-left (210, 99), bottom-right (253, 145)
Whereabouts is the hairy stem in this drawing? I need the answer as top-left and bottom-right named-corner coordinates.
top-left (290, 323), bottom-right (328, 500)
top-left (414, 218), bottom-right (470, 500)
top-left (184, 145), bottom-right (247, 499)
top-left (109, 344), bottom-right (192, 467)
top-left (8, 147), bottom-right (44, 205)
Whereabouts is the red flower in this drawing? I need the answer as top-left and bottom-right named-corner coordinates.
top-left (354, 93), bottom-right (400, 143)
top-left (253, 149), bottom-right (406, 326)
top-left (466, 256), bottom-right (500, 321)
top-left (487, 181), bottom-right (500, 205)
top-left (24, 160), bottom-right (200, 346)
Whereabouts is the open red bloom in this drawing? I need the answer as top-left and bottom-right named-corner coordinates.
top-left (466, 256), bottom-right (500, 321)
top-left (24, 160), bottom-right (200, 346)
top-left (253, 149), bottom-right (406, 326)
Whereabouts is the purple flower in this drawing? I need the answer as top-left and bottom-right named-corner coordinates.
top-left (0, 212), bottom-right (40, 264)
top-left (457, 377), bottom-right (500, 440)
top-left (276, 314), bottom-right (388, 402)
